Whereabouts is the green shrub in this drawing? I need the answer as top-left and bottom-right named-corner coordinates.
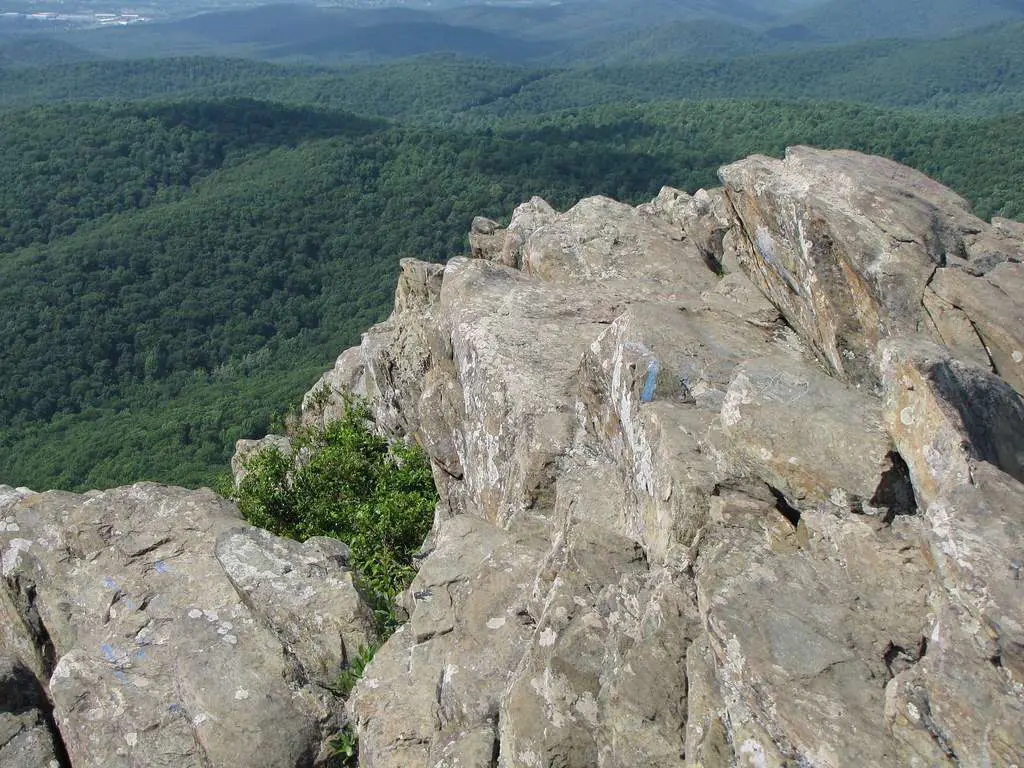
top-left (230, 396), bottom-right (437, 604)
top-left (230, 397), bottom-right (437, 766)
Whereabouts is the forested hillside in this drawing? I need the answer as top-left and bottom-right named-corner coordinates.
top-left (2, 5), bottom-right (1023, 492)
top-left (5, 22), bottom-right (1024, 117)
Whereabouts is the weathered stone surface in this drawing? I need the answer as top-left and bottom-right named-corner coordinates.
top-left (879, 336), bottom-right (1024, 506)
top-left (719, 146), bottom-right (1000, 388)
top-left (468, 215), bottom-right (504, 263)
top-left (348, 513), bottom-right (549, 768)
top-left (215, 527), bottom-right (375, 684)
top-left (301, 347), bottom-right (368, 427)
top-left (577, 300), bottom-right (785, 561)
top-left (640, 185), bottom-right (734, 275)
top-left (520, 195), bottom-right (716, 290)
top-left (0, 654), bottom-right (62, 768)
top-left (500, 196), bottom-right (557, 269)
top-left (696, 487), bottom-right (932, 767)
top-left (927, 261), bottom-right (1024, 396)
top-left (0, 483), bottom-right (365, 768)
top-left (719, 356), bottom-right (906, 513)
top-left (885, 463), bottom-right (1024, 766)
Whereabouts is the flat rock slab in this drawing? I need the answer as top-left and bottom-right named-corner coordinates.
top-left (720, 355), bottom-right (903, 512)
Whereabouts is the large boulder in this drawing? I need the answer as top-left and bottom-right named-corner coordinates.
top-left (719, 146), bottom-right (1020, 390)
top-left (0, 483), bottom-right (374, 768)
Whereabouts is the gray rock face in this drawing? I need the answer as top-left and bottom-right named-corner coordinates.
top-left (718, 146), bottom-right (1020, 390)
top-left (0, 483), bottom-right (374, 768)
top-left (297, 148), bottom-right (1024, 768)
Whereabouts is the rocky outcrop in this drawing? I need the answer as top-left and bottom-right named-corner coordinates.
top-left (5, 146), bottom-right (1023, 767)
top-left (309, 147), bottom-right (1023, 767)
top-left (0, 483), bottom-right (374, 768)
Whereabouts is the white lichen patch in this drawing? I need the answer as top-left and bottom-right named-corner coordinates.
top-left (125, 732), bottom-right (138, 748)
top-left (722, 373), bottom-right (753, 428)
top-left (1, 538), bottom-right (33, 577)
top-left (739, 739), bottom-right (768, 768)
top-left (574, 691), bottom-right (599, 726)
top-left (234, 689), bottom-right (250, 700)
top-left (538, 627), bottom-right (558, 648)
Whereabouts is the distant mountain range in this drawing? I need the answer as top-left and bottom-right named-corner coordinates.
top-left (3, 0), bottom-right (1016, 65)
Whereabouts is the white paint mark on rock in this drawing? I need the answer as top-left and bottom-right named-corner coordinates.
top-left (900, 406), bottom-right (916, 426)
top-left (125, 732), bottom-right (138, 748)
top-left (538, 627), bottom-right (557, 647)
top-left (223, 634), bottom-right (238, 645)
top-left (234, 689), bottom-right (249, 700)
top-left (188, 609), bottom-right (203, 619)
top-left (486, 617), bottom-right (506, 630)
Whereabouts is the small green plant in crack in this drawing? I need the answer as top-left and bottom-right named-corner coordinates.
top-left (327, 723), bottom-right (358, 767)
top-left (332, 643), bottom-right (379, 698)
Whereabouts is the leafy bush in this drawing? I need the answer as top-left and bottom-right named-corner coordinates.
top-left (231, 397), bottom-right (437, 603)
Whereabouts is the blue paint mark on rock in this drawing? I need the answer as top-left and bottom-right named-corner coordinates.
top-left (100, 643), bottom-right (116, 662)
top-left (154, 560), bottom-right (170, 574)
top-left (641, 360), bottom-right (660, 402)
top-left (102, 577), bottom-right (118, 590)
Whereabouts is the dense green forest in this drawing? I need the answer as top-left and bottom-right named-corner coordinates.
top-left (1, 7), bottom-right (1023, 492)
